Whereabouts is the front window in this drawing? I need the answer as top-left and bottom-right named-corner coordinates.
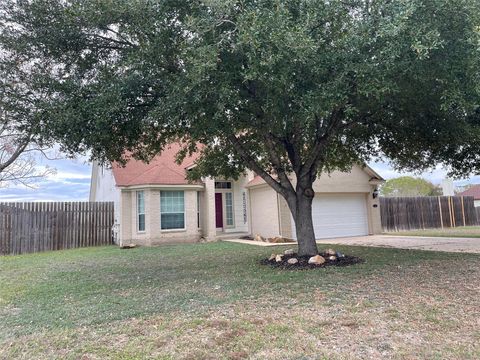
top-left (160, 191), bottom-right (185, 230)
top-left (225, 192), bottom-right (234, 227)
top-left (137, 191), bottom-right (145, 232)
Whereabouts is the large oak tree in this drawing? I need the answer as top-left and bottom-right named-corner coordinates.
top-left (2, 0), bottom-right (480, 255)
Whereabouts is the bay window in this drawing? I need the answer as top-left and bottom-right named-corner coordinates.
top-left (136, 191), bottom-right (145, 232)
top-left (160, 191), bottom-right (185, 230)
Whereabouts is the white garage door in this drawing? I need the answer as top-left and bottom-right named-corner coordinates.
top-left (292, 193), bottom-right (369, 239)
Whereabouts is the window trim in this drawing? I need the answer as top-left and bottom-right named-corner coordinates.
top-left (197, 191), bottom-right (201, 229)
top-left (224, 191), bottom-right (235, 228)
top-left (215, 181), bottom-right (232, 189)
top-left (160, 190), bottom-right (186, 231)
top-left (136, 191), bottom-right (146, 233)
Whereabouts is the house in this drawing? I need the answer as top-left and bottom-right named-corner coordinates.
top-left (89, 143), bottom-right (384, 246)
top-left (458, 185), bottom-right (480, 207)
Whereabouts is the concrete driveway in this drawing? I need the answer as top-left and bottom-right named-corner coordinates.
top-left (226, 235), bottom-right (480, 253)
top-left (315, 235), bottom-right (480, 254)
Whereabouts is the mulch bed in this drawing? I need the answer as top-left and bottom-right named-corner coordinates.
top-left (260, 252), bottom-right (363, 270)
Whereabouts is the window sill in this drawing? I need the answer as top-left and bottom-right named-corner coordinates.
top-left (160, 228), bottom-right (187, 233)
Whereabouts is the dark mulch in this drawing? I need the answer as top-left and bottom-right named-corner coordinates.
top-left (260, 252), bottom-right (363, 270)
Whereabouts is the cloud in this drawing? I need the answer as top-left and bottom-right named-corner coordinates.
top-left (0, 152), bottom-right (91, 201)
top-left (1, 147), bottom-right (480, 202)
top-left (368, 160), bottom-right (480, 186)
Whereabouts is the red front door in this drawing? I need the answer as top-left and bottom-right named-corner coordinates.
top-left (215, 193), bottom-right (223, 228)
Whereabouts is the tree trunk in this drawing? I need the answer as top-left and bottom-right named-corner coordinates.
top-left (291, 191), bottom-right (319, 257)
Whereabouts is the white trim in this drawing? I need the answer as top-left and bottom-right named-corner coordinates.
top-left (160, 228), bottom-right (187, 233)
top-left (197, 191), bottom-right (202, 229)
top-left (136, 190), bottom-right (146, 233)
top-left (159, 190), bottom-right (186, 231)
top-left (245, 182), bottom-right (270, 189)
top-left (224, 191), bottom-right (235, 228)
top-left (119, 184), bottom-right (204, 191)
top-left (214, 190), bottom-right (236, 230)
top-left (89, 161), bottom-right (98, 201)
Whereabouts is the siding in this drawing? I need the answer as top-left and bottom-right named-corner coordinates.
top-left (90, 163), bottom-right (121, 226)
top-left (251, 165), bottom-right (383, 238)
top-left (249, 186), bottom-right (280, 238)
top-left (278, 195), bottom-right (293, 239)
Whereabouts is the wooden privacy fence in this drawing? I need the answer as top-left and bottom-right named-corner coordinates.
top-left (0, 202), bottom-right (114, 255)
top-left (380, 196), bottom-right (478, 232)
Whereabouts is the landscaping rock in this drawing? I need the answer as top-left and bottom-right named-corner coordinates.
top-left (120, 243), bottom-right (136, 249)
top-left (308, 255), bottom-right (326, 265)
top-left (254, 234), bottom-right (266, 242)
top-left (336, 251), bottom-right (345, 258)
top-left (268, 236), bottom-right (295, 243)
top-left (261, 252), bottom-right (363, 269)
top-left (325, 248), bottom-right (336, 256)
top-left (284, 249), bottom-right (295, 255)
top-left (329, 255), bottom-right (337, 261)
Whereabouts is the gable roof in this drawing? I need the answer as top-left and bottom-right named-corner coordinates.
top-left (111, 143), bottom-right (201, 187)
top-left (458, 184), bottom-right (480, 200)
top-left (245, 164), bottom-right (384, 188)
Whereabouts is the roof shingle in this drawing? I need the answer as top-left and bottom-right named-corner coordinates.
top-left (458, 184), bottom-right (480, 200)
top-left (111, 143), bottom-right (201, 187)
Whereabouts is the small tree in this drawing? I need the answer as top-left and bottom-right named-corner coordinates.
top-left (2, 0), bottom-right (480, 255)
top-left (381, 176), bottom-right (442, 197)
top-left (0, 49), bottom-right (56, 187)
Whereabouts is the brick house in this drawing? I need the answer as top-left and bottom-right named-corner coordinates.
top-left (89, 143), bottom-right (384, 246)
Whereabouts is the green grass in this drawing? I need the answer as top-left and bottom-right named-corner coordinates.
top-left (1, 242), bottom-right (480, 359)
top-left (387, 225), bottom-right (480, 238)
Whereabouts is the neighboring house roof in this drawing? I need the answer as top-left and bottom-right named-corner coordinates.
top-left (111, 143), bottom-right (201, 187)
top-left (458, 185), bottom-right (480, 200)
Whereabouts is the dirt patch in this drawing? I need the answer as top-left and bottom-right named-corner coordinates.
top-left (260, 252), bottom-right (363, 270)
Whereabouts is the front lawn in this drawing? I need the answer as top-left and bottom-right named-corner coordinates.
top-left (1, 242), bottom-right (479, 359)
top-left (388, 225), bottom-right (480, 238)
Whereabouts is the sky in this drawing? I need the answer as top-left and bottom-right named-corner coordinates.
top-left (0, 150), bottom-right (479, 202)
top-left (0, 154), bottom-right (91, 202)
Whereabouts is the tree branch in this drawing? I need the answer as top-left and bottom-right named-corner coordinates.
top-left (262, 132), bottom-right (296, 194)
top-left (300, 108), bottom-right (344, 178)
top-left (226, 134), bottom-right (294, 198)
top-left (0, 137), bottom-right (29, 172)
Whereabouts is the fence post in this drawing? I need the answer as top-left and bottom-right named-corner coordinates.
top-left (0, 201), bottom-right (114, 255)
top-left (450, 196), bottom-right (456, 227)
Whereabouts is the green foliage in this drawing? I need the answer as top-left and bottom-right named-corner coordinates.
top-left (380, 176), bottom-right (442, 197)
top-left (3, 1), bottom-right (480, 258)
top-left (1, 0), bottom-right (480, 193)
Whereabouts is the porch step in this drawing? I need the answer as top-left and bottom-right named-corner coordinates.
top-left (215, 232), bottom-right (251, 240)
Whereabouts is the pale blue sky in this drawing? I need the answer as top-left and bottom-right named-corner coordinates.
top-left (0, 150), bottom-right (478, 201)
top-left (0, 155), bottom-right (91, 202)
